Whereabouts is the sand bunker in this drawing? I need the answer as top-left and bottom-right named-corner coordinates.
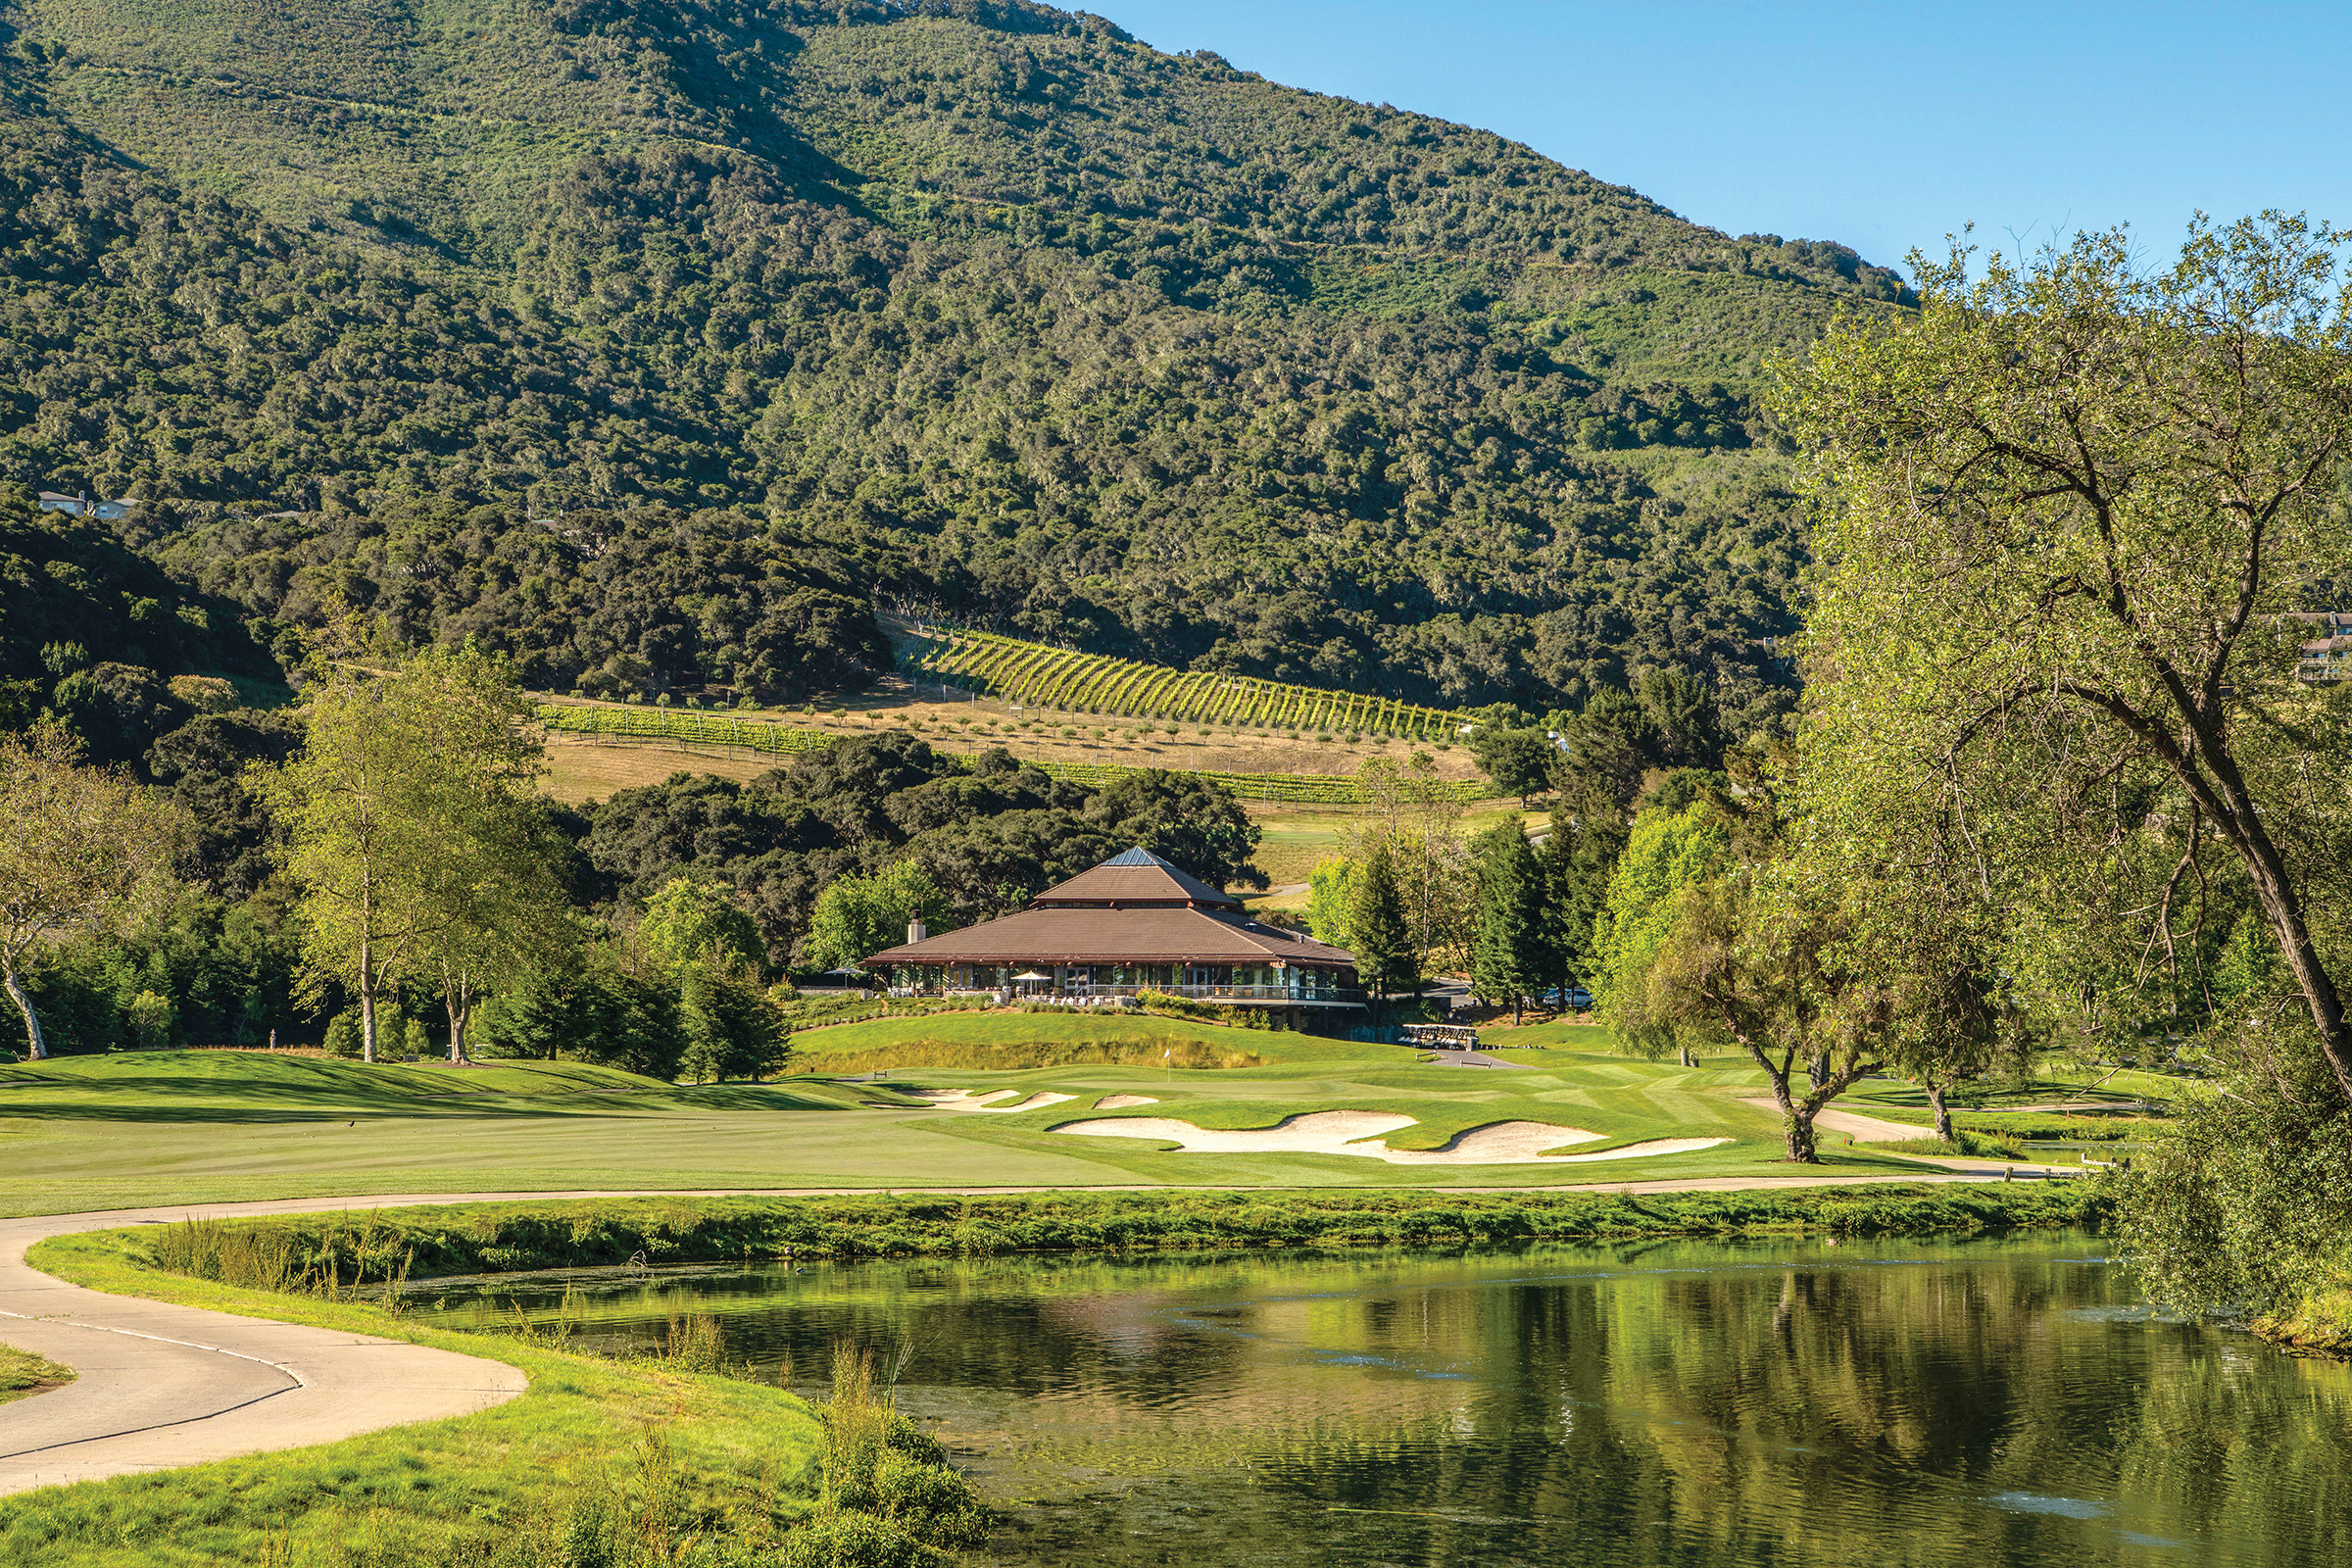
top-left (1057, 1109), bottom-right (1728, 1165)
top-left (905, 1089), bottom-right (1077, 1114)
top-left (1092, 1094), bottom-right (1160, 1109)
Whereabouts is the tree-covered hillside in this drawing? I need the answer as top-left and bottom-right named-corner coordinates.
top-left (0, 0), bottom-right (1903, 717)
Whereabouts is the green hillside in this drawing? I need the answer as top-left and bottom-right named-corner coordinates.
top-left (0, 0), bottom-right (1900, 717)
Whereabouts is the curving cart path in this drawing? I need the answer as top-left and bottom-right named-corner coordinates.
top-left (0, 1194), bottom-right (548, 1496)
top-left (0, 1164), bottom-right (2060, 1495)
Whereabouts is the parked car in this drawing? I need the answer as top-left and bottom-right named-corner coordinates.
top-left (1539, 987), bottom-right (1593, 1010)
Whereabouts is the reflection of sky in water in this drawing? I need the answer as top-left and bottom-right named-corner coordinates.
top-left (417, 1231), bottom-right (2352, 1568)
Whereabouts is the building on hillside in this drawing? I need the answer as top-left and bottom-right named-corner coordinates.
top-left (37, 491), bottom-right (131, 520)
top-left (2292, 612), bottom-right (2352, 682)
top-left (860, 847), bottom-right (1362, 1014)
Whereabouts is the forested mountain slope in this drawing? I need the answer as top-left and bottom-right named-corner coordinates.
top-left (0, 0), bottom-right (1902, 720)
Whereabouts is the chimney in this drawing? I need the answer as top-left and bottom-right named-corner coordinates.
top-left (907, 919), bottom-right (928, 944)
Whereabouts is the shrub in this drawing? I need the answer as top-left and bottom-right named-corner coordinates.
top-left (774, 1511), bottom-right (929, 1568)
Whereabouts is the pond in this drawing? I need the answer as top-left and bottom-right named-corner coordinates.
top-left (414, 1231), bottom-right (2351, 1567)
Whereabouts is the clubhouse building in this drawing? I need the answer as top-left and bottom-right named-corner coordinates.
top-left (860, 847), bottom-right (1363, 1014)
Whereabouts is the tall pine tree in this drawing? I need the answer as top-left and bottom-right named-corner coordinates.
top-left (1471, 821), bottom-right (1546, 1022)
top-left (1348, 842), bottom-right (1418, 1021)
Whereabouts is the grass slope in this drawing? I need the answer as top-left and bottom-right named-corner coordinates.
top-left (0, 1030), bottom-right (2002, 1218)
top-left (7, 1227), bottom-right (822, 1568)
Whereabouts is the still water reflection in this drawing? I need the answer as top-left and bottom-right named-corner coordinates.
top-left (418, 1231), bottom-right (2351, 1567)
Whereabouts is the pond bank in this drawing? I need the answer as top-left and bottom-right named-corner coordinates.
top-left (122, 1184), bottom-right (2112, 1295)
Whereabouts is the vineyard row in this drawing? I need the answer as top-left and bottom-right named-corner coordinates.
top-left (897, 627), bottom-right (1471, 742)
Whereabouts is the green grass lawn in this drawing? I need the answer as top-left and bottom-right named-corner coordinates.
top-left (0, 1031), bottom-right (1979, 1218)
top-left (8, 1228), bottom-right (823, 1568)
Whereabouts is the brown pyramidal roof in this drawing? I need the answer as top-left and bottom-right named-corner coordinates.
top-left (1031, 847), bottom-right (1241, 909)
top-left (858, 847), bottom-right (1355, 971)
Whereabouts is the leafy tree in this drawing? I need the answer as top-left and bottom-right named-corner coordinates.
top-left (1642, 864), bottom-right (1883, 1162)
top-left (51, 662), bottom-right (186, 766)
top-left (1775, 214), bottom-right (2352, 1106)
top-left (805, 861), bottom-right (952, 973)
top-left (265, 648), bottom-right (547, 1062)
top-left (1591, 801), bottom-right (1731, 1065)
top-left (0, 723), bottom-right (184, 1059)
top-left (1082, 769), bottom-right (1265, 891)
top-left (145, 710), bottom-right (304, 898)
top-left (1304, 857), bottom-right (1357, 948)
top-left (1470, 819), bottom-right (1546, 1021)
top-left (1351, 753), bottom-right (1474, 978)
top-left (641, 875), bottom-right (764, 973)
top-left (479, 948), bottom-right (686, 1081)
top-left (381, 650), bottom-right (578, 1062)
top-left (1551, 689), bottom-right (1661, 824)
top-left (1470, 728), bottom-right (1556, 808)
top-left (1348, 842), bottom-right (1419, 1016)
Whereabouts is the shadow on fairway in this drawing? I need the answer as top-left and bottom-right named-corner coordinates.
top-left (0, 1073), bottom-right (863, 1123)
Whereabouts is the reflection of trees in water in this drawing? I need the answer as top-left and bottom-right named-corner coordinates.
top-left (1237, 1250), bottom-right (2352, 1565)
top-left (2110, 1335), bottom-right (2352, 1561)
top-left (437, 1241), bottom-right (2352, 1566)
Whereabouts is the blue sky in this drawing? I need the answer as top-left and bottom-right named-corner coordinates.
top-left (1098, 2), bottom-right (2352, 277)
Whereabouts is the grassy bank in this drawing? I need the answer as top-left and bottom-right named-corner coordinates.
top-left (98, 1186), bottom-right (2115, 1297)
top-left (9, 1230), bottom-right (820, 1567)
top-left (11, 1225), bottom-right (990, 1568)
top-left (0, 1342), bottom-right (72, 1406)
top-left (2259, 1279), bottom-right (2352, 1357)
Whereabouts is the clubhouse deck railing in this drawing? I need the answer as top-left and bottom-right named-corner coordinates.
top-left (1061, 983), bottom-right (1363, 1005)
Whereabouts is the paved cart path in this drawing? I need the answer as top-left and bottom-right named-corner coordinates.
top-left (0, 1168), bottom-right (2069, 1494)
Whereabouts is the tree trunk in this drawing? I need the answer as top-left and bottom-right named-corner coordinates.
top-left (1679, 1044), bottom-right (1695, 1068)
top-left (2244, 853), bottom-right (2352, 1105)
top-left (1751, 1054), bottom-right (1821, 1164)
top-left (1927, 1077), bottom-right (1952, 1144)
top-left (2, 961), bottom-right (47, 1061)
top-left (444, 970), bottom-right (473, 1064)
top-left (359, 944), bottom-right (378, 1063)
top-left (1807, 1052), bottom-right (1829, 1093)
top-left (2131, 699), bottom-right (2352, 1106)
top-left (1784, 1109), bottom-right (1820, 1163)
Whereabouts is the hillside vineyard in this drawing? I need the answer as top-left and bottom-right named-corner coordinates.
top-left (0, 0), bottom-right (1904, 717)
